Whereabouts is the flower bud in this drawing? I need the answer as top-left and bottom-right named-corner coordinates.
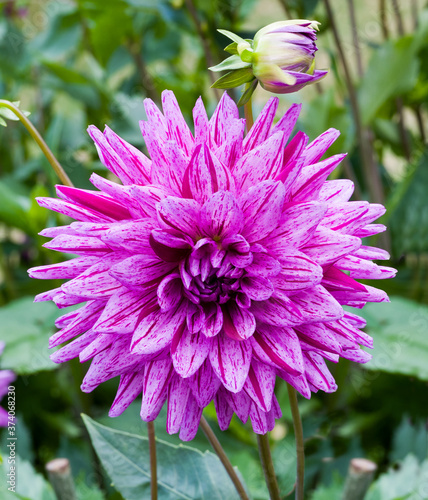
top-left (210, 20), bottom-right (327, 104)
top-left (252, 20), bottom-right (327, 94)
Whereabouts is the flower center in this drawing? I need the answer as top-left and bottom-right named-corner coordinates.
top-left (179, 237), bottom-right (250, 305)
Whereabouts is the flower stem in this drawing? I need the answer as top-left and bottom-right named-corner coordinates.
top-left (244, 99), bottom-right (254, 132)
top-left (256, 433), bottom-right (281, 500)
top-left (200, 416), bottom-right (249, 500)
top-left (0, 100), bottom-right (73, 187)
top-left (147, 421), bottom-right (158, 500)
top-left (287, 384), bottom-right (304, 500)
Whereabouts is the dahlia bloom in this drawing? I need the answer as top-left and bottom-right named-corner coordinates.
top-left (0, 342), bottom-right (15, 426)
top-left (29, 91), bottom-right (395, 440)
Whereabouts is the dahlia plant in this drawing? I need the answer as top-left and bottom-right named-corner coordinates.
top-left (0, 18), bottom-right (396, 500)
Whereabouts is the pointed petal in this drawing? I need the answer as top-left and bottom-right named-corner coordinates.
top-left (209, 334), bottom-right (252, 393)
top-left (157, 197), bottom-right (201, 238)
top-left (182, 144), bottom-right (235, 204)
top-left (199, 191), bottom-right (244, 239)
top-left (109, 372), bottom-right (146, 417)
top-left (167, 373), bottom-right (191, 434)
top-left (243, 97), bottom-right (278, 153)
top-left (187, 359), bottom-right (221, 407)
top-left (141, 358), bottom-right (174, 420)
top-left (171, 327), bottom-right (212, 378)
top-left (243, 360), bottom-right (276, 412)
top-left (240, 180), bottom-right (285, 242)
top-left (234, 132), bottom-right (286, 192)
top-left (131, 302), bottom-right (186, 355)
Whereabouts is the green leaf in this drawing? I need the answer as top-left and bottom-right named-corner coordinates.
top-left (82, 414), bottom-right (247, 500)
top-left (209, 55), bottom-right (251, 73)
top-left (0, 181), bottom-right (31, 232)
top-left (358, 36), bottom-right (419, 125)
top-left (224, 42), bottom-right (238, 55)
top-left (0, 102), bottom-right (30, 122)
top-left (357, 297), bottom-right (428, 381)
top-left (365, 454), bottom-right (428, 500)
top-left (237, 79), bottom-right (258, 107)
top-left (42, 61), bottom-right (91, 85)
top-left (0, 297), bottom-right (64, 375)
top-left (211, 68), bottom-right (255, 89)
top-left (217, 29), bottom-right (248, 46)
top-left (0, 454), bottom-right (56, 500)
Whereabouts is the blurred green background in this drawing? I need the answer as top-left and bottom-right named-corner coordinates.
top-left (0, 0), bottom-right (428, 498)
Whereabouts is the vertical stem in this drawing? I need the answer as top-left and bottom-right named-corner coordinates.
top-left (184, 0), bottom-right (221, 100)
top-left (287, 384), bottom-right (304, 500)
top-left (200, 417), bottom-right (250, 500)
top-left (415, 105), bottom-right (426, 143)
top-left (128, 41), bottom-right (161, 103)
top-left (0, 100), bottom-right (72, 187)
top-left (256, 433), bottom-right (281, 500)
top-left (379, 0), bottom-right (389, 38)
top-left (347, 0), bottom-right (363, 78)
top-left (378, 3), bottom-right (412, 159)
top-left (395, 97), bottom-right (411, 160)
top-left (46, 458), bottom-right (77, 500)
top-left (341, 458), bottom-right (377, 500)
top-left (147, 422), bottom-right (158, 500)
top-left (391, 0), bottom-right (405, 36)
top-left (244, 99), bottom-right (254, 133)
top-left (411, 0), bottom-right (419, 30)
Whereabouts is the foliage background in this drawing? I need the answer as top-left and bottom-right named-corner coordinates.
top-left (0, 0), bottom-right (427, 498)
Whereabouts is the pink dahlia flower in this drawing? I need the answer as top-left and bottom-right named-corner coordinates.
top-left (29, 91), bottom-right (395, 440)
top-left (0, 342), bottom-right (15, 427)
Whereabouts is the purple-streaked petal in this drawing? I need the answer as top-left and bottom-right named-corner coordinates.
top-left (240, 180), bottom-right (286, 242)
top-left (171, 327), bottom-right (212, 378)
top-left (209, 334), bottom-right (252, 393)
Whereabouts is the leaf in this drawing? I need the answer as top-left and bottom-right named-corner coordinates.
top-left (42, 61), bottom-right (91, 85)
top-left (0, 297), bottom-right (64, 375)
top-left (237, 79), bottom-right (258, 107)
top-left (0, 181), bottom-right (31, 232)
top-left (0, 454), bottom-right (55, 500)
top-left (82, 414), bottom-right (247, 500)
top-left (365, 454), bottom-right (428, 500)
top-left (217, 29), bottom-right (248, 46)
top-left (391, 418), bottom-right (428, 463)
top-left (357, 297), bottom-right (428, 381)
top-left (211, 68), bottom-right (255, 89)
top-left (209, 55), bottom-right (251, 73)
top-left (387, 149), bottom-right (428, 257)
top-left (358, 36), bottom-right (419, 125)
top-left (0, 102), bottom-right (30, 122)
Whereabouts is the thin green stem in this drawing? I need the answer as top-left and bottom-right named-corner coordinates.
top-left (256, 433), bottom-right (281, 500)
top-left (147, 422), bottom-right (158, 500)
top-left (0, 100), bottom-right (73, 187)
top-left (244, 99), bottom-right (254, 133)
top-left (287, 384), bottom-right (304, 500)
top-left (200, 416), bottom-right (249, 500)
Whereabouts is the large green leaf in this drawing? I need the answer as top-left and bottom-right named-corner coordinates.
top-left (365, 454), bottom-right (428, 500)
top-left (82, 414), bottom-right (247, 500)
top-left (0, 181), bottom-right (31, 233)
top-left (387, 149), bottom-right (428, 257)
top-left (0, 454), bottom-right (55, 500)
top-left (357, 297), bottom-right (428, 380)
top-left (0, 297), bottom-right (62, 375)
top-left (358, 36), bottom-right (419, 126)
